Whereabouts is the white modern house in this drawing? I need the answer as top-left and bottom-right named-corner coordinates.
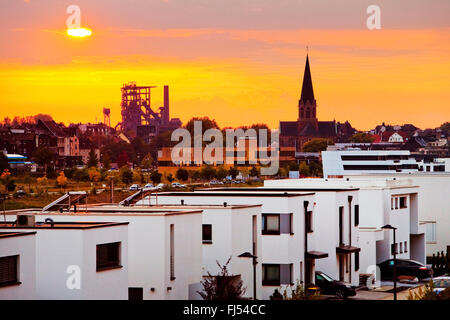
top-left (0, 219), bottom-right (129, 300)
top-left (0, 231), bottom-right (36, 299)
top-left (264, 178), bottom-right (426, 282)
top-left (132, 202), bottom-right (263, 300)
top-left (340, 172), bottom-right (450, 257)
top-left (149, 190), bottom-right (334, 299)
top-left (322, 150), bottom-right (419, 178)
top-left (36, 206), bottom-right (203, 300)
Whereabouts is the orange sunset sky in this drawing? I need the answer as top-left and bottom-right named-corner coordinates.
top-left (0, 0), bottom-right (449, 131)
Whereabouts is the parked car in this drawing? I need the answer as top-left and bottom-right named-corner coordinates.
top-left (129, 184), bottom-right (140, 191)
top-left (171, 182), bottom-right (186, 188)
top-left (432, 276), bottom-right (450, 294)
top-left (143, 183), bottom-right (155, 189)
top-left (315, 271), bottom-right (357, 299)
top-left (377, 259), bottom-right (432, 280)
top-left (155, 183), bottom-right (166, 190)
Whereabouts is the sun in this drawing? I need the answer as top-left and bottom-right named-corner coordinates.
top-left (67, 28), bottom-right (92, 37)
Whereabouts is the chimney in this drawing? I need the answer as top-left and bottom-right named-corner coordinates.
top-left (163, 85), bottom-right (169, 125)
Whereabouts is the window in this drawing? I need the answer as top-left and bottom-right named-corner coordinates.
top-left (426, 222), bottom-right (436, 243)
top-left (355, 251), bottom-right (359, 271)
top-left (280, 214), bottom-right (293, 234)
top-left (339, 206), bottom-right (344, 245)
top-left (391, 198), bottom-right (394, 210)
top-left (400, 242), bottom-right (403, 254)
top-left (262, 264), bottom-right (280, 286)
top-left (305, 211), bottom-right (313, 233)
top-left (354, 205), bottom-right (359, 227)
top-left (96, 242), bottom-right (121, 271)
top-left (262, 214), bottom-right (280, 235)
top-left (395, 197), bottom-right (399, 209)
top-left (202, 224), bottom-right (212, 244)
top-left (399, 197), bottom-right (407, 209)
top-left (404, 241), bottom-right (408, 253)
top-left (128, 287), bottom-right (143, 300)
top-left (0, 255), bottom-right (19, 287)
top-left (391, 243), bottom-right (398, 255)
top-left (170, 224), bottom-right (175, 280)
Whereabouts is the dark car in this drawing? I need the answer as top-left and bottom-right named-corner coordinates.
top-left (377, 259), bottom-right (431, 280)
top-left (315, 271), bottom-right (357, 299)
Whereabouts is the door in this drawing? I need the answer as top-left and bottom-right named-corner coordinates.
top-left (128, 287), bottom-right (143, 300)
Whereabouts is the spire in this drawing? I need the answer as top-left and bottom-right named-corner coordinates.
top-left (300, 54), bottom-right (315, 103)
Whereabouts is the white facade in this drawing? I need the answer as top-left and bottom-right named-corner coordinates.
top-left (264, 178), bottom-right (425, 282)
top-left (149, 191), bottom-right (330, 300)
top-left (322, 150), bottom-right (419, 178)
top-left (0, 220), bottom-right (129, 300)
top-left (0, 232), bottom-right (36, 299)
top-left (341, 172), bottom-right (450, 256)
top-left (38, 207), bottom-right (203, 300)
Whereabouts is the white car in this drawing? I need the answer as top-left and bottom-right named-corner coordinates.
top-left (155, 183), bottom-right (166, 190)
top-left (129, 184), bottom-right (140, 191)
top-left (171, 182), bottom-right (186, 188)
top-left (143, 183), bottom-right (155, 189)
top-left (432, 276), bottom-right (450, 294)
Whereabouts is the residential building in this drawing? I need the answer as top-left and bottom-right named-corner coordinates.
top-left (0, 219), bottom-right (129, 300)
top-left (36, 206), bottom-right (203, 300)
top-left (148, 190), bottom-right (334, 299)
top-left (0, 231), bottom-right (36, 299)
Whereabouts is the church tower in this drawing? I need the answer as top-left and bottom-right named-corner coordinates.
top-left (298, 54), bottom-right (318, 128)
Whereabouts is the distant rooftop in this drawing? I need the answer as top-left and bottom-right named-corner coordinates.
top-left (0, 221), bottom-right (129, 230)
top-left (0, 231), bottom-right (36, 239)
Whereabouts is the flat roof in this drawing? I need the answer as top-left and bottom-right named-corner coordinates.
top-left (157, 192), bottom-right (315, 198)
top-left (203, 187), bottom-right (360, 192)
top-left (0, 221), bottom-right (129, 230)
top-left (129, 204), bottom-right (262, 209)
top-left (0, 231), bottom-right (37, 239)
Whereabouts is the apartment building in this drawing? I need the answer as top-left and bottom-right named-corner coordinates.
top-left (36, 206), bottom-right (203, 300)
top-left (0, 218), bottom-right (129, 300)
top-left (0, 231), bottom-right (36, 300)
top-left (264, 178), bottom-right (426, 281)
top-left (148, 191), bottom-right (331, 299)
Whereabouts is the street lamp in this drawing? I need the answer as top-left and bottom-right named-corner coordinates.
top-left (238, 252), bottom-right (257, 300)
top-left (382, 224), bottom-right (398, 301)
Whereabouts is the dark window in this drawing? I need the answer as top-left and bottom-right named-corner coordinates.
top-left (128, 287), bottom-right (143, 300)
top-left (262, 264), bottom-right (280, 286)
top-left (280, 214), bottom-right (293, 234)
top-left (306, 211), bottom-right (313, 233)
top-left (0, 255), bottom-right (19, 286)
top-left (262, 214), bottom-right (280, 235)
top-left (391, 243), bottom-right (398, 255)
top-left (96, 242), bottom-right (121, 271)
top-left (355, 252), bottom-right (359, 271)
top-left (170, 224), bottom-right (175, 280)
top-left (280, 264), bottom-right (293, 285)
top-left (202, 224), bottom-right (212, 243)
top-left (354, 205), bottom-right (359, 226)
top-left (339, 206), bottom-right (344, 245)
top-left (399, 197), bottom-right (407, 209)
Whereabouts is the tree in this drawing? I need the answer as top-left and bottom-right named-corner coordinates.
top-left (407, 280), bottom-right (450, 300)
top-left (117, 150), bottom-right (130, 168)
top-left (299, 162), bottom-right (310, 176)
top-left (88, 167), bottom-right (100, 183)
top-left (176, 168), bottom-right (189, 182)
top-left (215, 166), bottom-right (228, 180)
top-left (228, 166), bottom-right (239, 179)
top-left (102, 153), bottom-right (111, 171)
top-left (350, 132), bottom-right (376, 143)
top-left (119, 166), bottom-right (133, 185)
top-left (289, 162), bottom-right (299, 171)
top-left (87, 149), bottom-right (98, 168)
top-left (201, 166), bottom-right (216, 181)
top-left (190, 170), bottom-right (201, 181)
top-left (0, 153), bottom-right (9, 172)
top-left (249, 166), bottom-right (260, 177)
top-left (281, 280), bottom-right (321, 300)
top-left (302, 138), bottom-right (333, 152)
top-left (166, 173), bottom-right (175, 183)
top-left (150, 170), bottom-right (162, 184)
top-left (32, 147), bottom-right (53, 173)
top-left (56, 171), bottom-right (68, 190)
top-left (197, 257), bottom-right (246, 300)
top-left (141, 153), bottom-right (154, 170)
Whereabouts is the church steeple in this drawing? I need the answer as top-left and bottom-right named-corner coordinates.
top-left (298, 53), bottom-right (317, 124)
top-left (300, 54), bottom-right (315, 103)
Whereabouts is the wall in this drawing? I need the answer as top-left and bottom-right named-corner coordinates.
top-left (0, 234), bottom-right (36, 299)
